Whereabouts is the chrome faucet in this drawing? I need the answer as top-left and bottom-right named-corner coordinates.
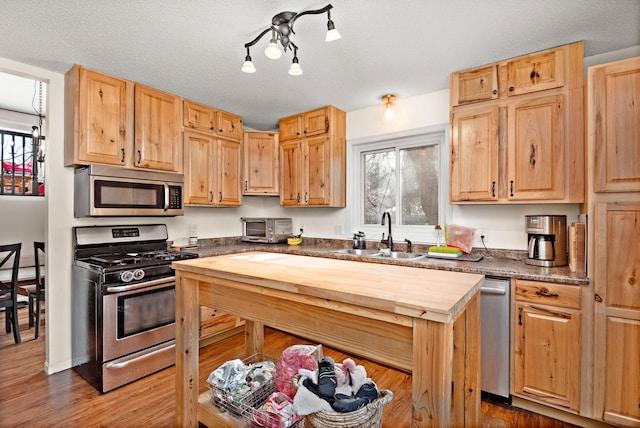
top-left (381, 211), bottom-right (393, 250)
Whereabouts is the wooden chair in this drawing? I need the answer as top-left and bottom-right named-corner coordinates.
top-left (0, 243), bottom-right (22, 344)
top-left (23, 242), bottom-right (45, 339)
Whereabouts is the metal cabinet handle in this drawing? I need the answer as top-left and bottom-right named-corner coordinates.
top-left (297, 192), bottom-right (301, 203)
top-left (492, 181), bottom-right (496, 197)
top-left (245, 180), bottom-right (248, 191)
top-left (518, 307), bottom-right (523, 325)
top-left (121, 148), bottom-right (125, 163)
top-left (492, 89), bottom-right (498, 95)
top-left (137, 150), bottom-right (142, 164)
top-left (510, 180), bottom-right (514, 197)
top-left (509, 86), bottom-right (515, 92)
top-left (209, 191), bottom-right (213, 202)
top-left (535, 287), bottom-right (559, 298)
top-left (219, 192), bottom-right (222, 203)
top-left (304, 192), bottom-right (308, 203)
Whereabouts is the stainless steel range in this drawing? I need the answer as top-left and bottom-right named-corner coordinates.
top-left (71, 224), bottom-right (198, 393)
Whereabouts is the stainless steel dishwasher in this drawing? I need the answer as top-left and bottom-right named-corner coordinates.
top-left (481, 275), bottom-right (511, 401)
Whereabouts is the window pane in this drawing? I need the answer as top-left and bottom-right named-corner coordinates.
top-left (400, 145), bottom-right (439, 225)
top-left (363, 149), bottom-right (396, 224)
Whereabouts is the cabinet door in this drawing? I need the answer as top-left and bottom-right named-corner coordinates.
top-left (507, 94), bottom-right (564, 200)
top-left (450, 65), bottom-right (499, 106)
top-left (216, 139), bottom-right (242, 206)
top-left (304, 135), bottom-right (331, 206)
top-left (183, 100), bottom-right (216, 132)
top-left (279, 140), bottom-right (302, 206)
top-left (77, 68), bottom-right (129, 165)
top-left (279, 115), bottom-right (301, 141)
top-left (243, 132), bottom-right (279, 195)
top-left (134, 85), bottom-right (181, 171)
top-left (594, 202), bottom-right (640, 426)
top-left (514, 302), bottom-right (581, 411)
top-left (506, 47), bottom-right (564, 96)
top-left (217, 111), bottom-right (243, 141)
top-left (450, 105), bottom-right (499, 201)
top-left (303, 108), bottom-right (328, 137)
top-left (183, 130), bottom-right (215, 205)
top-left (591, 57), bottom-right (640, 193)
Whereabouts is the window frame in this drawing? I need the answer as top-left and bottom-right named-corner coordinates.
top-left (348, 125), bottom-right (451, 244)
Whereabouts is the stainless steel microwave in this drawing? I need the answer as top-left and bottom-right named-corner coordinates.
top-left (241, 217), bottom-right (292, 243)
top-left (74, 165), bottom-right (184, 217)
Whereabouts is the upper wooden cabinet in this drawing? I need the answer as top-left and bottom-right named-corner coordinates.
top-left (589, 57), bottom-right (640, 193)
top-left (279, 107), bottom-right (330, 142)
top-left (279, 106), bottom-right (346, 207)
top-left (450, 65), bottom-right (499, 106)
top-left (183, 130), bottom-right (242, 206)
top-left (65, 65), bottom-right (182, 172)
top-left (134, 85), bottom-right (182, 172)
top-left (450, 42), bottom-right (584, 204)
top-left (184, 100), bottom-right (243, 141)
top-left (243, 131), bottom-right (279, 195)
top-left (65, 65), bottom-right (132, 167)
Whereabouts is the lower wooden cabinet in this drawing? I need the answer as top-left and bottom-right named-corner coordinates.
top-left (513, 279), bottom-right (581, 412)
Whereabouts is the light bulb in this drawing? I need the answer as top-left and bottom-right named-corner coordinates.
top-left (241, 60), bottom-right (256, 73)
top-left (289, 62), bottom-right (303, 76)
top-left (325, 28), bottom-right (341, 42)
top-left (385, 103), bottom-right (394, 119)
top-left (264, 41), bottom-right (282, 59)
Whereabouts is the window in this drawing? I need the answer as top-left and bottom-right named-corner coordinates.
top-left (351, 128), bottom-right (448, 242)
top-left (1, 129), bottom-right (43, 196)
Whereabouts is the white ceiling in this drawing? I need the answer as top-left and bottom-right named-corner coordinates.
top-left (0, 0), bottom-right (638, 130)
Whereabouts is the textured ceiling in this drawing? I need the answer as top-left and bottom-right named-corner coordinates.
top-left (0, 0), bottom-right (639, 130)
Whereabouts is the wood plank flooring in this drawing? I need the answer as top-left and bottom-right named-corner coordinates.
top-left (0, 308), bottom-right (578, 427)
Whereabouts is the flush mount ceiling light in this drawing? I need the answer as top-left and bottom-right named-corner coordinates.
top-left (241, 4), bottom-right (341, 76)
top-left (381, 94), bottom-right (396, 119)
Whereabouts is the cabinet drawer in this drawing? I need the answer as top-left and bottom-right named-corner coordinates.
top-left (514, 279), bottom-right (581, 309)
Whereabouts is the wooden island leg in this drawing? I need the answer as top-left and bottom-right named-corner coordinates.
top-left (412, 318), bottom-right (454, 427)
top-left (175, 275), bottom-right (200, 427)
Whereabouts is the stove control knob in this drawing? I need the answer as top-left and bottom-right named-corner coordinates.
top-left (120, 270), bottom-right (134, 283)
top-left (133, 269), bottom-right (145, 281)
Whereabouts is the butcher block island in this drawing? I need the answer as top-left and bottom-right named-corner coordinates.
top-left (173, 251), bottom-right (484, 427)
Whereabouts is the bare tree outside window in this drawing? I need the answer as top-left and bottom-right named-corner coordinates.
top-left (362, 140), bottom-right (440, 226)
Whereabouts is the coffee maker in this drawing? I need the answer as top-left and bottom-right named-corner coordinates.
top-left (525, 215), bottom-right (567, 267)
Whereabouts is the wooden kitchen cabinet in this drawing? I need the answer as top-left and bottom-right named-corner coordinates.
top-left (450, 65), bottom-right (499, 106)
top-left (589, 57), bottom-right (640, 193)
top-left (592, 201), bottom-right (640, 426)
top-left (450, 105), bottom-right (499, 201)
top-left (183, 130), bottom-right (242, 206)
top-left (64, 65), bottom-right (132, 167)
top-left (449, 42), bottom-right (584, 203)
top-left (279, 106), bottom-right (346, 207)
top-left (513, 279), bottom-right (582, 412)
top-left (134, 84), bottom-right (182, 172)
top-left (279, 107), bottom-right (329, 142)
top-left (183, 100), bottom-right (243, 141)
top-left (65, 65), bottom-right (183, 172)
top-left (243, 131), bottom-right (279, 195)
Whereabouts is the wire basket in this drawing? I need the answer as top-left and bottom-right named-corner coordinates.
top-left (208, 353), bottom-right (300, 427)
top-left (299, 389), bottom-right (394, 428)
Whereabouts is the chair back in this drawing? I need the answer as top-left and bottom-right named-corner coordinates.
top-left (34, 241), bottom-right (45, 298)
top-left (0, 243), bottom-right (22, 308)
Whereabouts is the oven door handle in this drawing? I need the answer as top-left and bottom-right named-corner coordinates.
top-left (106, 276), bottom-right (175, 293)
top-left (104, 341), bottom-right (176, 369)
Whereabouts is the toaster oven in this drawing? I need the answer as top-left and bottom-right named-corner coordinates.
top-left (241, 217), bottom-right (292, 243)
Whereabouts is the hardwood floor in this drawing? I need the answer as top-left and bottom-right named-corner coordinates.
top-left (0, 308), bottom-right (578, 427)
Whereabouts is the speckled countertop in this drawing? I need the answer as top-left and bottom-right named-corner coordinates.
top-left (174, 237), bottom-right (588, 286)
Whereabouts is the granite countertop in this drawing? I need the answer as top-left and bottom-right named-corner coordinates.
top-left (175, 237), bottom-right (589, 286)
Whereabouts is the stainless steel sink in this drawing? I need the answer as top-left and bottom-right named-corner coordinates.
top-left (333, 249), bottom-right (382, 256)
top-left (371, 251), bottom-right (427, 260)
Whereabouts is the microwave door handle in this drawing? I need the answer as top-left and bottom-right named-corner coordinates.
top-left (163, 183), bottom-right (169, 211)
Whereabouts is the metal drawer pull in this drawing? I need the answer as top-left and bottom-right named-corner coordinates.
top-left (535, 287), bottom-right (559, 298)
top-left (530, 304), bottom-right (572, 320)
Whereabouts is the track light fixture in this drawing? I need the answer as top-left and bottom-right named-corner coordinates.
top-left (241, 4), bottom-right (341, 76)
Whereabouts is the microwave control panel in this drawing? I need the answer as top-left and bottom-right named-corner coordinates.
top-left (168, 186), bottom-right (182, 209)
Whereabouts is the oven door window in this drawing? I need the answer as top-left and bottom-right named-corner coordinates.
top-left (117, 286), bottom-right (175, 337)
top-left (95, 180), bottom-right (164, 209)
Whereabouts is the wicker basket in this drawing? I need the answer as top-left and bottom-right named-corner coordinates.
top-left (300, 389), bottom-right (394, 428)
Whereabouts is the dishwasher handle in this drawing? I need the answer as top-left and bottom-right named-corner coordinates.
top-left (481, 285), bottom-right (507, 295)
top-left (481, 276), bottom-right (509, 295)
